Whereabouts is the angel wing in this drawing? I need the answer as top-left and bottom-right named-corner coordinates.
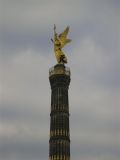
top-left (58, 26), bottom-right (71, 48)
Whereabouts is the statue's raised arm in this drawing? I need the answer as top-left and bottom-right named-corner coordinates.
top-left (51, 25), bottom-right (71, 64)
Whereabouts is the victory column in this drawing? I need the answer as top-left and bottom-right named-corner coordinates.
top-left (49, 25), bottom-right (71, 160)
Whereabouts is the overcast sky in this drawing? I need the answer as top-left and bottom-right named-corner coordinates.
top-left (0, 0), bottom-right (120, 160)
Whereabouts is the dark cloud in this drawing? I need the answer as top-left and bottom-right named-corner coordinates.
top-left (1, 140), bottom-right (48, 160)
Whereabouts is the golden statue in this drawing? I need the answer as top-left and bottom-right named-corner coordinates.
top-left (51, 25), bottom-right (71, 64)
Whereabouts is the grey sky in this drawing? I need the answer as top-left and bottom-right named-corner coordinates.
top-left (0, 0), bottom-right (120, 160)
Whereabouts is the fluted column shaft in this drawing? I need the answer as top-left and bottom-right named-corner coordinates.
top-left (49, 64), bottom-right (71, 160)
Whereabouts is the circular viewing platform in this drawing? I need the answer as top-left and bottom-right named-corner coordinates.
top-left (49, 64), bottom-right (70, 77)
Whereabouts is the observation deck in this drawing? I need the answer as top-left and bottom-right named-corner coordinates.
top-left (49, 64), bottom-right (70, 77)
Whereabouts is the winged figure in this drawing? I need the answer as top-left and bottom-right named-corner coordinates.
top-left (51, 25), bottom-right (71, 64)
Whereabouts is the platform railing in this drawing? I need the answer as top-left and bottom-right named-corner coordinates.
top-left (49, 65), bottom-right (70, 76)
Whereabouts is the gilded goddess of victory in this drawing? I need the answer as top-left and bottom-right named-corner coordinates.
top-left (51, 25), bottom-right (71, 64)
